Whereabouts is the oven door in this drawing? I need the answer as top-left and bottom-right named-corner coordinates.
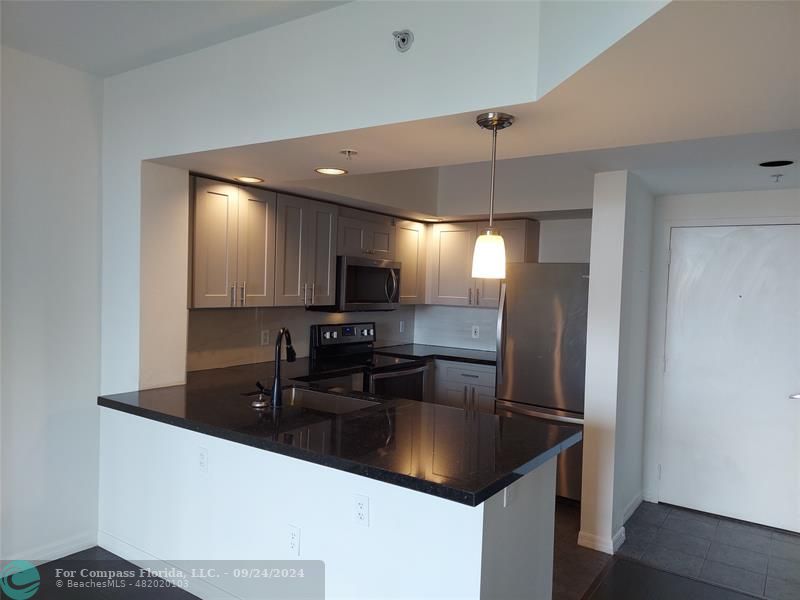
top-left (338, 256), bottom-right (400, 311)
top-left (368, 364), bottom-right (428, 402)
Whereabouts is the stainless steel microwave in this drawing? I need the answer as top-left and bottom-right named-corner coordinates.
top-left (333, 256), bottom-right (401, 311)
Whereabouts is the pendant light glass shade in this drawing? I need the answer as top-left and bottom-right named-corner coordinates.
top-left (472, 112), bottom-right (514, 279)
top-left (472, 229), bottom-right (506, 279)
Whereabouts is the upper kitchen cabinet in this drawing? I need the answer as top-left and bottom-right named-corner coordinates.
top-left (191, 177), bottom-right (276, 308)
top-left (395, 220), bottom-right (427, 304)
top-left (429, 220), bottom-right (539, 308)
top-left (429, 222), bottom-right (476, 306)
top-left (337, 207), bottom-right (395, 260)
top-left (274, 193), bottom-right (338, 307)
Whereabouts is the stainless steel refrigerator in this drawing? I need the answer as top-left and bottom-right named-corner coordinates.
top-left (494, 263), bottom-right (589, 501)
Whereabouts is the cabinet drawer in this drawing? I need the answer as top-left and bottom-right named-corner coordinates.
top-left (440, 362), bottom-right (496, 388)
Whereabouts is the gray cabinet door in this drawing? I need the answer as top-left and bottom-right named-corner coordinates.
top-left (367, 220), bottom-right (395, 260)
top-left (337, 216), bottom-right (368, 256)
top-left (395, 220), bottom-right (426, 304)
top-left (274, 194), bottom-right (308, 306)
top-left (192, 178), bottom-right (239, 308)
top-left (430, 222), bottom-right (476, 306)
top-left (303, 199), bottom-right (338, 306)
top-left (237, 186), bottom-right (277, 307)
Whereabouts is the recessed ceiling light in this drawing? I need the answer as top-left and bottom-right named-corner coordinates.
top-left (315, 167), bottom-right (348, 176)
top-left (235, 176), bottom-right (264, 183)
top-left (759, 160), bottom-right (794, 168)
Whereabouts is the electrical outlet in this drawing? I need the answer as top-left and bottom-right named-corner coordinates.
top-left (354, 494), bottom-right (370, 527)
top-left (288, 525), bottom-right (301, 556)
top-left (198, 447), bottom-right (208, 473)
top-left (399, 320), bottom-right (405, 334)
top-left (471, 325), bottom-right (480, 339)
top-left (260, 330), bottom-right (270, 346)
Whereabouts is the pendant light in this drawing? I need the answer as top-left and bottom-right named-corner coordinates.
top-left (472, 112), bottom-right (515, 279)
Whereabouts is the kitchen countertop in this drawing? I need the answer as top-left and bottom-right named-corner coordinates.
top-left (98, 359), bottom-right (578, 506)
top-left (374, 344), bottom-right (496, 366)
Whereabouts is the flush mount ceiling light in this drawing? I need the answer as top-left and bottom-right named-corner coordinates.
top-left (235, 176), bottom-right (264, 183)
top-left (472, 111), bottom-right (515, 280)
top-left (315, 167), bottom-right (348, 176)
top-left (759, 160), bottom-right (794, 168)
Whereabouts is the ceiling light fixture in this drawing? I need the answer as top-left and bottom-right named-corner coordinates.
top-left (759, 160), bottom-right (794, 168)
top-left (472, 111), bottom-right (514, 280)
top-left (235, 176), bottom-right (264, 183)
top-left (315, 167), bottom-right (348, 176)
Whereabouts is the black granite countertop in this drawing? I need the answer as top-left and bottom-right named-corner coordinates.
top-left (374, 344), bottom-right (496, 366)
top-left (98, 361), bottom-right (579, 506)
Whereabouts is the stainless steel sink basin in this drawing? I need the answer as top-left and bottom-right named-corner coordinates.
top-left (281, 387), bottom-right (379, 414)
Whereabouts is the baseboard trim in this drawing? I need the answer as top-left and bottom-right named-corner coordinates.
top-left (98, 531), bottom-right (234, 600)
top-left (622, 493), bottom-right (644, 524)
top-left (3, 531), bottom-right (97, 564)
top-left (578, 526), bottom-right (626, 555)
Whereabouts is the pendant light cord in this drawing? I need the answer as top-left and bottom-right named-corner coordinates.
top-left (489, 126), bottom-right (497, 228)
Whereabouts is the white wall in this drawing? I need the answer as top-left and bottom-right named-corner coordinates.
top-left (437, 155), bottom-right (595, 217)
top-left (642, 187), bottom-right (800, 502)
top-left (537, 1), bottom-right (667, 97)
top-left (1, 46), bottom-right (102, 560)
top-left (578, 171), bottom-right (653, 554)
top-left (413, 306), bottom-right (498, 352)
top-left (538, 218), bottom-right (592, 263)
top-left (139, 162), bottom-right (189, 389)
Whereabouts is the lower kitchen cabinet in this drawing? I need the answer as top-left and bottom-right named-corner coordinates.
top-left (433, 359), bottom-right (496, 413)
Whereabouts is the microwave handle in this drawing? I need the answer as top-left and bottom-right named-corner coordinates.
top-left (389, 269), bottom-right (398, 302)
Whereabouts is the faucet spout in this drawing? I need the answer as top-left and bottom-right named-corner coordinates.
top-left (271, 327), bottom-right (296, 408)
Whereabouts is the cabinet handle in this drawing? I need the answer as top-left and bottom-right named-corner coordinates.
top-left (463, 385), bottom-right (468, 409)
top-left (468, 288), bottom-right (472, 305)
top-left (461, 373), bottom-right (480, 379)
top-left (311, 283), bottom-right (316, 305)
top-left (231, 282), bottom-right (236, 307)
top-left (303, 283), bottom-right (308, 306)
top-left (471, 387), bottom-right (476, 411)
top-left (476, 288), bottom-right (480, 305)
top-left (240, 282), bottom-right (246, 306)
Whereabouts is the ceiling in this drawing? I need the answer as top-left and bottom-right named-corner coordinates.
top-left (154, 0), bottom-right (799, 209)
top-left (1, 1), bottom-right (347, 76)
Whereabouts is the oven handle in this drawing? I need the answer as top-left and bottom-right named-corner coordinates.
top-left (368, 365), bottom-right (428, 393)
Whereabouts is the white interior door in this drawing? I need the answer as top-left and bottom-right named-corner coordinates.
top-left (660, 224), bottom-right (800, 531)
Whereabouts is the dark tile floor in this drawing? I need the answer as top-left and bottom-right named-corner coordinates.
top-left (586, 558), bottom-right (761, 600)
top-left (617, 501), bottom-right (800, 599)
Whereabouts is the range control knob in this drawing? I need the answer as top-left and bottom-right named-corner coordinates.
top-left (361, 329), bottom-right (369, 336)
top-left (332, 331), bottom-right (338, 339)
top-left (323, 331), bottom-right (332, 340)
top-left (369, 328), bottom-right (374, 336)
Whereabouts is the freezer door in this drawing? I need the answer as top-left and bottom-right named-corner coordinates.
top-left (496, 263), bottom-right (589, 414)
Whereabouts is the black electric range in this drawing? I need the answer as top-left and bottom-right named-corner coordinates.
top-left (305, 322), bottom-right (429, 401)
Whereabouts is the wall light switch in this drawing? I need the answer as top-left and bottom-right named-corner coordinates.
top-left (471, 325), bottom-right (480, 339)
top-left (260, 330), bottom-right (270, 346)
top-left (399, 320), bottom-right (405, 334)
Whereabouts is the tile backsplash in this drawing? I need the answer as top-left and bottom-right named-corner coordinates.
top-left (412, 305), bottom-right (498, 351)
top-left (187, 306), bottom-right (415, 371)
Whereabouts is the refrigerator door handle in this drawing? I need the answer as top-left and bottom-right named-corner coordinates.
top-left (496, 282), bottom-right (507, 389)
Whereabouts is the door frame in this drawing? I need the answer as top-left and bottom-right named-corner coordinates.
top-left (642, 189), bottom-right (800, 504)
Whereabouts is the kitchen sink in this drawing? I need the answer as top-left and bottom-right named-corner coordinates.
top-left (279, 387), bottom-right (379, 415)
